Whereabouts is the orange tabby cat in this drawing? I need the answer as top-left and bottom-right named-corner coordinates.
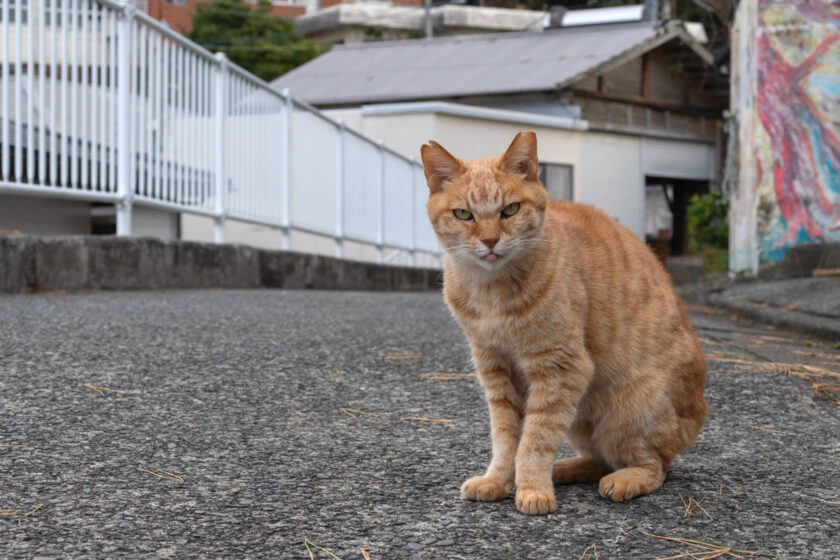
top-left (421, 131), bottom-right (708, 515)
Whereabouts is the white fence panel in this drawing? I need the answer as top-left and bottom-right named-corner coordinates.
top-left (0, 0), bottom-right (442, 266)
top-left (343, 131), bottom-right (381, 245)
top-left (130, 24), bottom-right (218, 214)
top-left (289, 106), bottom-right (338, 237)
top-left (413, 166), bottom-right (438, 252)
top-left (226, 73), bottom-right (288, 225)
top-left (383, 154), bottom-right (414, 248)
top-left (0, 0), bottom-right (121, 199)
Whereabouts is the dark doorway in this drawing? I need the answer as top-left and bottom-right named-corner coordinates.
top-left (90, 203), bottom-right (117, 235)
top-left (645, 176), bottom-right (710, 256)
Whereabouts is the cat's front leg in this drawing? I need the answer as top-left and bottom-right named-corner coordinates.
top-left (462, 349), bottom-right (522, 502)
top-left (514, 353), bottom-right (593, 515)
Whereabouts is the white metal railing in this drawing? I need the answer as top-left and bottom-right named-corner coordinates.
top-left (0, 0), bottom-right (442, 266)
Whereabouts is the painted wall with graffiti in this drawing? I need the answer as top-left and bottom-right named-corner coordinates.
top-left (730, 0), bottom-right (840, 274)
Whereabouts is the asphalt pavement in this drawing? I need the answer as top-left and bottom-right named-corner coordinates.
top-left (1, 290), bottom-right (839, 559)
top-left (704, 277), bottom-right (840, 341)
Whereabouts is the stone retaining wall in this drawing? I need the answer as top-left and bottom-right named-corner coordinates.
top-left (0, 236), bottom-right (442, 293)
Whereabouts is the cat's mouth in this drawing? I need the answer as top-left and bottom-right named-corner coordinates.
top-left (484, 252), bottom-right (500, 262)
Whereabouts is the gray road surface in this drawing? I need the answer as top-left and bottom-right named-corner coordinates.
top-left (1, 290), bottom-right (839, 559)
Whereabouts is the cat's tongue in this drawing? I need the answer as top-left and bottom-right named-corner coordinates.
top-left (485, 253), bottom-right (498, 261)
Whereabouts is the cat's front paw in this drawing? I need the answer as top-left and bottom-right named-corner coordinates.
top-left (514, 487), bottom-right (557, 515)
top-left (461, 476), bottom-right (512, 502)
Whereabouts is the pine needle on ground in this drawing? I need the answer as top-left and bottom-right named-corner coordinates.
top-left (679, 494), bottom-right (713, 520)
top-left (382, 352), bottom-right (422, 359)
top-left (577, 542), bottom-right (599, 560)
top-left (629, 528), bottom-right (762, 560)
top-left (338, 408), bottom-right (388, 419)
top-left (420, 373), bottom-right (475, 380)
top-left (84, 384), bottom-right (127, 397)
top-left (138, 467), bottom-right (185, 484)
top-left (747, 425), bottom-right (790, 435)
top-left (303, 537), bottom-right (344, 559)
top-left (338, 407), bottom-right (452, 424)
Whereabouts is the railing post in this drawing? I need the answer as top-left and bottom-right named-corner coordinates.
top-left (281, 88), bottom-right (293, 251)
top-left (335, 120), bottom-right (345, 259)
top-left (213, 53), bottom-right (228, 243)
top-left (409, 157), bottom-right (417, 267)
top-left (115, 4), bottom-right (134, 236)
top-left (377, 140), bottom-right (385, 264)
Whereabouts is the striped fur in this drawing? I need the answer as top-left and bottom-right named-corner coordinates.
top-left (421, 132), bottom-right (708, 515)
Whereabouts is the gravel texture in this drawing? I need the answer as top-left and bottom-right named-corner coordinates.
top-left (1, 290), bottom-right (839, 559)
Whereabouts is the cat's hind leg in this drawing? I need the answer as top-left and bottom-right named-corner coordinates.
top-left (553, 422), bottom-right (609, 484)
top-left (597, 400), bottom-right (702, 502)
top-left (553, 457), bottom-right (609, 484)
top-left (592, 377), bottom-right (681, 502)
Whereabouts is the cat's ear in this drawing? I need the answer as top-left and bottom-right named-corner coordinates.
top-left (502, 131), bottom-right (539, 181)
top-left (421, 141), bottom-right (462, 194)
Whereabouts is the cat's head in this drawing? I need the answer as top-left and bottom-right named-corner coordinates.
top-left (422, 132), bottom-right (548, 271)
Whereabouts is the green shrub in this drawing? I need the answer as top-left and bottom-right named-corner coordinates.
top-left (687, 192), bottom-right (729, 252)
top-left (687, 192), bottom-right (729, 275)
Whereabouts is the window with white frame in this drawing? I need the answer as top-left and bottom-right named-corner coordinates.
top-left (539, 163), bottom-right (573, 201)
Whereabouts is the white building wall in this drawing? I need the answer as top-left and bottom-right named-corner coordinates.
top-left (132, 206), bottom-right (179, 240)
top-left (324, 112), bottom-right (439, 162)
top-left (432, 114), bottom-right (582, 171)
top-left (327, 109), bottom-right (585, 188)
top-left (578, 133), bottom-right (644, 237)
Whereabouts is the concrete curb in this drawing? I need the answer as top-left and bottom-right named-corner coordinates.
top-left (0, 235), bottom-right (443, 293)
top-left (707, 292), bottom-right (840, 342)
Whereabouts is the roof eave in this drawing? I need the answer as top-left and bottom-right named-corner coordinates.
top-left (356, 100), bottom-right (590, 131)
top-left (554, 22), bottom-right (715, 92)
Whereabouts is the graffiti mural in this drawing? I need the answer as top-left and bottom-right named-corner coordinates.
top-left (730, 0), bottom-right (840, 273)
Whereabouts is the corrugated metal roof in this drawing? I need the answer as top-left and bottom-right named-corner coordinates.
top-left (273, 22), bottom-right (678, 106)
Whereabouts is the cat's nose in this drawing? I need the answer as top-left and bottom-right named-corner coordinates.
top-left (481, 236), bottom-right (500, 250)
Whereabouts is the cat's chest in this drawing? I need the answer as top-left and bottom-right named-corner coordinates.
top-left (446, 288), bottom-right (556, 347)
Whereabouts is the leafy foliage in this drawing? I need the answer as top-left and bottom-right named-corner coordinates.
top-left (188, 0), bottom-right (324, 82)
top-left (687, 191), bottom-right (729, 275)
top-left (687, 191), bottom-right (729, 252)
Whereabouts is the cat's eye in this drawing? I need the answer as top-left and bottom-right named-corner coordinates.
top-left (453, 209), bottom-right (473, 221)
top-left (501, 202), bottom-right (520, 218)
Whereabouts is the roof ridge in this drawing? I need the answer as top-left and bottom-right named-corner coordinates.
top-left (331, 20), bottom-right (657, 52)
top-left (332, 30), bottom-right (539, 52)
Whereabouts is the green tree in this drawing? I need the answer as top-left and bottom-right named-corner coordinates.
top-left (687, 191), bottom-right (728, 252)
top-left (686, 191), bottom-right (729, 275)
top-left (188, 0), bottom-right (324, 82)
